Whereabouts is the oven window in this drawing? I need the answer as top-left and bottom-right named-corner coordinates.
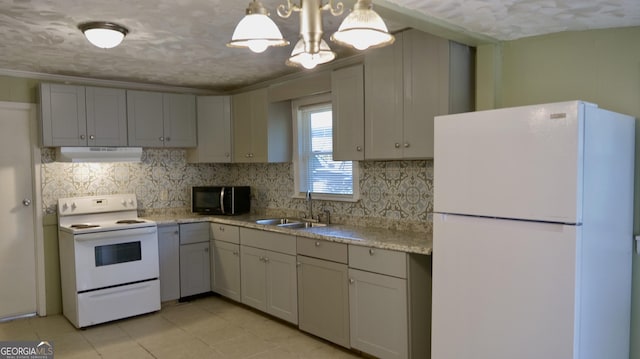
top-left (95, 241), bottom-right (142, 267)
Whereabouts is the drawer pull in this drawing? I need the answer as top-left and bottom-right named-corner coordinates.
top-left (349, 278), bottom-right (355, 284)
top-left (369, 248), bottom-right (375, 255)
top-left (315, 241), bottom-right (321, 247)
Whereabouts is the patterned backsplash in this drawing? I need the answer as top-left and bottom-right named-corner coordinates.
top-left (42, 148), bottom-right (433, 232)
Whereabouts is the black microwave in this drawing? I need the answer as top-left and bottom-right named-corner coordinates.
top-left (191, 186), bottom-right (251, 215)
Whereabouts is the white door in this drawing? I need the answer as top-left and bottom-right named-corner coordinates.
top-left (0, 102), bottom-right (37, 319)
top-left (434, 101), bottom-right (584, 223)
top-left (432, 213), bottom-right (578, 359)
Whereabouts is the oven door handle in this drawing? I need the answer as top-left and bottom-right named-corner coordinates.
top-left (74, 226), bottom-right (157, 241)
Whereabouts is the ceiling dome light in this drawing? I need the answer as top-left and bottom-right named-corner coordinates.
top-left (227, 0), bottom-right (289, 53)
top-left (78, 22), bottom-right (129, 49)
top-left (286, 38), bottom-right (336, 70)
top-left (331, 0), bottom-right (394, 50)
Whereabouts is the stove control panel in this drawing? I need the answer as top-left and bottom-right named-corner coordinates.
top-left (58, 194), bottom-right (138, 216)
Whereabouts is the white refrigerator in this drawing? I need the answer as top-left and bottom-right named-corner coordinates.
top-left (432, 101), bottom-right (635, 359)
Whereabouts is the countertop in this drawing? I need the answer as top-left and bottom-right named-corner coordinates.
top-left (143, 213), bottom-right (433, 255)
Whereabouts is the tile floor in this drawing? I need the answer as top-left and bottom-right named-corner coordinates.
top-left (0, 296), bottom-right (364, 358)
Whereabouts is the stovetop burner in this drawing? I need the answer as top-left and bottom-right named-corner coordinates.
top-left (116, 219), bottom-right (146, 224)
top-left (70, 224), bottom-right (100, 229)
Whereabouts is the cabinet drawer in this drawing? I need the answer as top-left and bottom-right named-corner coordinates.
top-left (240, 228), bottom-right (296, 255)
top-left (297, 237), bottom-right (348, 264)
top-left (179, 222), bottom-right (210, 245)
top-left (348, 245), bottom-right (407, 278)
top-left (211, 223), bottom-right (240, 244)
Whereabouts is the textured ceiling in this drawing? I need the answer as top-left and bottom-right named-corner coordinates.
top-left (0, 0), bottom-right (638, 92)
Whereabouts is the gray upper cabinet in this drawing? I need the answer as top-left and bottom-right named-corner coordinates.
top-left (127, 90), bottom-right (197, 148)
top-left (232, 88), bottom-right (291, 163)
top-left (364, 29), bottom-right (474, 160)
top-left (40, 83), bottom-right (126, 147)
top-left (187, 96), bottom-right (232, 163)
top-left (332, 64), bottom-right (365, 161)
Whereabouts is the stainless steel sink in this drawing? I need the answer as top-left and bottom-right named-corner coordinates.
top-left (255, 218), bottom-right (327, 229)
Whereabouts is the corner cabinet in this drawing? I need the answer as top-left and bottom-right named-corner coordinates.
top-left (210, 223), bottom-right (241, 301)
top-left (364, 29), bottom-right (474, 160)
top-left (332, 64), bottom-right (365, 161)
top-left (187, 96), bottom-right (232, 163)
top-left (127, 90), bottom-right (197, 148)
top-left (232, 88), bottom-right (291, 163)
top-left (40, 83), bottom-right (127, 147)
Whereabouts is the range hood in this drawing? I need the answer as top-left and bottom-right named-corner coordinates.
top-left (56, 147), bottom-right (143, 163)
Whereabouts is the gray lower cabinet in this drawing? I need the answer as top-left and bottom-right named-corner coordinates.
top-left (179, 222), bottom-right (211, 298)
top-left (348, 245), bottom-right (432, 359)
top-left (240, 228), bottom-right (297, 324)
top-left (210, 223), bottom-right (241, 301)
top-left (297, 237), bottom-right (350, 348)
top-left (158, 224), bottom-right (180, 302)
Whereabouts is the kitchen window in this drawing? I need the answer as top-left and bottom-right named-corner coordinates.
top-left (292, 94), bottom-right (359, 201)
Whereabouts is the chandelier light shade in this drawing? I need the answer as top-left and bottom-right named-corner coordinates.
top-left (78, 22), bottom-right (129, 49)
top-left (229, 0), bottom-right (394, 68)
top-left (286, 38), bottom-right (336, 69)
top-left (227, 0), bottom-right (289, 53)
top-left (331, 0), bottom-right (394, 50)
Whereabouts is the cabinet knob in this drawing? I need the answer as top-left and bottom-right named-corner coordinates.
top-left (89, 135), bottom-right (95, 140)
top-left (356, 145), bottom-right (362, 152)
top-left (245, 153), bottom-right (250, 158)
top-left (315, 241), bottom-right (321, 247)
top-left (249, 153), bottom-right (254, 158)
top-left (225, 152), bottom-right (230, 157)
top-left (166, 137), bottom-right (171, 142)
top-left (404, 142), bottom-right (410, 148)
top-left (204, 248), bottom-right (209, 252)
top-left (159, 136), bottom-right (164, 142)
top-left (394, 143), bottom-right (400, 148)
top-left (80, 134), bottom-right (86, 140)
top-left (369, 248), bottom-right (375, 255)
top-left (219, 226), bottom-right (225, 231)
top-left (349, 278), bottom-right (355, 284)
top-left (264, 257), bottom-right (269, 263)
top-left (296, 262), bottom-right (301, 267)
top-left (233, 251), bottom-right (239, 256)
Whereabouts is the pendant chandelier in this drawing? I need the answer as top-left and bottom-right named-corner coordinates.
top-left (228, 0), bottom-right (394, 69)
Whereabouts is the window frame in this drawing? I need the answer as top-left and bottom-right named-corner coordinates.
top-left (291, 93), bottom-right (360, 202)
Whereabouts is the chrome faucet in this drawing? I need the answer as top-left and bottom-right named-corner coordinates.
top-left (306, 190), bottom-right (313, 220)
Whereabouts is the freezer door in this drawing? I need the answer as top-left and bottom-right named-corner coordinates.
top-left (432, 214), bottom-right (578, 359)
top-left (434, 101), bottom-right (585, 223)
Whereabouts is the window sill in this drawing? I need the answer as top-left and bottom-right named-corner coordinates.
top-left (291, 193), bottom-right (360, 203)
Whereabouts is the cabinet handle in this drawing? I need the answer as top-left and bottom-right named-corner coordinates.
top-left (349, 278), bottom-right (355, 284)
top-left (159, 136), bottom-right (164, 142)
top-left (89, 135), bottom-right (95, 140)
top-left (394, 143), bottom-right (400, 148)
top-left (225, 152), bottom-right (230, 157)
top-left (219, 226), bottom-right (225, 231)
top-left (249, 153), bottom-right (254, 158)
top-left (264, 257), bottom-right (269, 263)
top-left (296, 262), bottom-right (301, 267)
top-left (233, 251), bottom-right (239, 256)
top-left (80, 134), bottom-right (86, 140)
top-left (259, 256), bottom-right (264, 261)
top-left (166, 137), bottom-right (171, 142)
top-left (356, 145), bottom-right (362, 152)
top-left (315, 241), bottom-right (321, 247)
top-left (204, 247), bottom-right (209, 252)
top-left (174, 231), bottom-right (179, 235)
top-left (245, 153), bottom-right (250, 158)
top-left (404, 142), bottom-right (410, 148)
top-left (369, 248), bottom-right (375, 255)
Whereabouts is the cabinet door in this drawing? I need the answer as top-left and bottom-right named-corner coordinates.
top-left (210, 240), bottom-right (241, 301)
top-left (349, 268), bottom-right (408, 359)
top-left (402, 30), bottom-right (449, 159)
top-left (163, 93), bottom-right (197, 147)
top-left (332, 64), bottom-right (364, 161)
top-left (85, 87), bottom-right (128, 146)
top-left (298, 255), bottom-right (349, 347)
top-left (179, 242), bottom-right (211, 297)
top-left (127, 90), bottom-right (164, 147)
top-left (188, 96), bottom-right (232, 163)
top-left (264, 250), bottom-right (297, 324)
top-left (364, 32), bottom-right (404, 160)
top-left (240, 245), bottom-right (267, 311)
top-left (158, 225), bottom-right (180, 302)
top-left (232, 88), bottom-right (268, 162)
top-left (39, 83), bottom-right (87, 146)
